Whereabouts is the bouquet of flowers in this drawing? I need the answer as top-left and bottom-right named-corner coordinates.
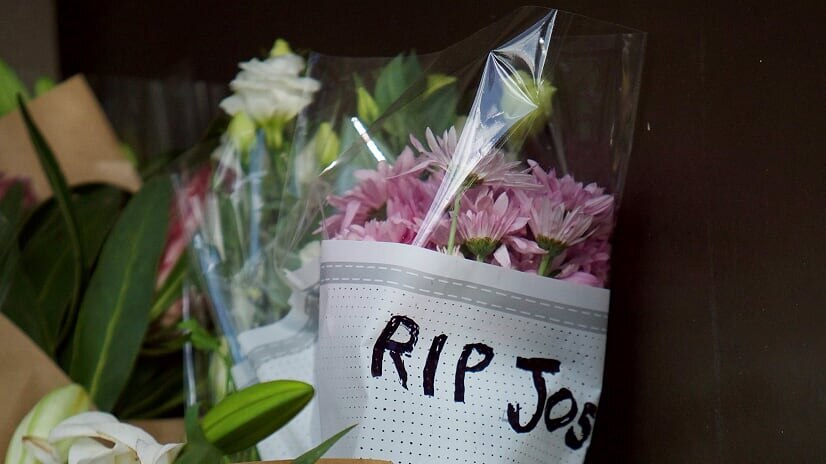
top-left (177, 6), bottom-right (644, 463)
top-left (173, 36), bottom-right (471, 458)
top-left (0, 63), bottom-right (358, 464)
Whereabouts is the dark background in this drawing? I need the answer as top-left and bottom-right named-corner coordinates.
top-left (57, 1), bottom-right (825, 462)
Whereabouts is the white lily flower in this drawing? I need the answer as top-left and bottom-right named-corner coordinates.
top-left (18, 412), bottom-right (184, 464)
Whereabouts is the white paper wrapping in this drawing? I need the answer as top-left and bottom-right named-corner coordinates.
top-left (317, 240), bottom-right (610, 464)
top-left (235, 258), bottom-right (322, 459)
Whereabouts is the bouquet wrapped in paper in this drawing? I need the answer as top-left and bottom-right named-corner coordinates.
top-left (178, 6), bottom-right (644, 463)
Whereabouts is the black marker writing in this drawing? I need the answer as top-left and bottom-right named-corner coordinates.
top-left (372, 315), bottom-right (419, 389)
top-left (454, 343), bottom-right (494, 402)
top-left (423, 334), bottom-right (448, 396)
top-left (507, 357), bottom-right (561, 433)
top-left (545, 387), bottom-right (578, 432)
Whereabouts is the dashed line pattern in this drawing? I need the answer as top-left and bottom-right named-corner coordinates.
top-left (321, 262), bottom-right (608, 334)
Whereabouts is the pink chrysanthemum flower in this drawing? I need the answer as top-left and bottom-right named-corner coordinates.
top-left (528, 160), bottom-right (614, 210)
top-left (323, 146), bottom-right (426, 236)
top-left (336, 217), bottom-right (416, 244)
top-left (457, 189), bottom-right (528, 261)
top-left (322, 128), bottom-right (617, 288)
top-left (528, 198), bottom-right (594, 254)
top-left (410, 127), bottom-right (539, 189)
top-left (490, 240), bottom-right (546, 273)
top-left (560, 272), bottom-right (601, 287)
top-left (557, 240), bottom-right (611, 287)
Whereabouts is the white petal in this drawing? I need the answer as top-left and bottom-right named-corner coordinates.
top-left (218, 95), bottom-right (245, 115)
top-left (52, 420), bottom-right (158, 455)
top-left (68, 437), bottom-right (135, 464)
top-left (49, 412), bottom-right (119, 442)
top-left (135, 440), bottom-right (185, 464)
top-left (94, 423), bottom-right (158, 451)
top-left (22, 435), bottom-right (62, 464)
top-left (493, 244), bottom-right (512, 269)
top-left (59, 412), bottom-right (119, 426)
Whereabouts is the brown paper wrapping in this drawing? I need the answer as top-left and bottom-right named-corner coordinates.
top-left (0, 314), bottom-right (183, 456)
top-left (0, 314), bottom-right (71, 458)
top-left (0, 75), bottom-right (141, 199)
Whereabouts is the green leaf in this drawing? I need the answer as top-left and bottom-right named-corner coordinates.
top-left (0, 184), bottom-right (52, 351)
top-left (383, 76), bottom-right (458, 149)
top-left (178, 319), bottom-right (224, 355)
top-left (201, 380), bottom-right (314, 455)
top-left (23, 186), bottom-right (126, 269)
top-left (113, 352), bottom-right (183, 419)
top-left (0, 59), bottom-right (29, 116)
top-left (424, 73), bottom-right (457, 98)
top-left (149, 251), bottom-right (188, 321)
top-left (21, 186), bottom-right (126, 354)
top-left (119, 142), bottom-right (139, 168)
top-left (1, 265), bottom-right (53, 352)
top-left (175, 404), bottom-right (225, 464)
top-left (0, 218), bottom-right (17, 308)
top-left (17, 97), bottom-right (85, 326)
top-left (293, 424), bottom-right (357, 464)
top-left (415, 81), bottom-right (460, 136)
top-left (374, 54), bottom-right (422, 112)
top-left (68, 177), bottom-right (172, 411)
top-left (370, 54), bottom-right (460, 151)
top-left (0, 182), bottom-right (26, 232)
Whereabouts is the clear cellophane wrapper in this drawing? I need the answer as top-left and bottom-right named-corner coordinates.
top-left (175, 7), bottom-right (644, 463)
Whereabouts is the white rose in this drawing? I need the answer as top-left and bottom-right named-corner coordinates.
top-left (219, 53), bottom-right (320, 122)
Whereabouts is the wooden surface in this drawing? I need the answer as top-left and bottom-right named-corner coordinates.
top-left (55, 1), bottom-right (825, 462)
top-left (261, 460), bottom-right (390, 464)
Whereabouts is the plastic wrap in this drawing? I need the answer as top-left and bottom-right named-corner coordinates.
top-left (176, 6), bottom-right (644, 463)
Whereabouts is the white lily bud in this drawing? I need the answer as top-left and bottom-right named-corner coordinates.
top-left (5, 383), bottom-right (92, 464)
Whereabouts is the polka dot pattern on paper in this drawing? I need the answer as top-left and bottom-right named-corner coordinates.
top-left (316, 257), bottom-right (608, 464)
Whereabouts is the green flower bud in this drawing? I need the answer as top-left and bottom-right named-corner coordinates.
top-left (5, 384), bottom-right (92, 464)
top-left (269, 39), bottom-right (293, 58)
top-left (356, 86), bottom-right (379, 124)
top-left (261, 115), bottom-right (286, 149)
top-left (227, 112), bottom-right (256, 154)
top-left (201, 380), bottom-right (314, 455)
top-left (313, 122), bottom-right (340, 167)
top-left (500, 70), bottom-right (557, 138)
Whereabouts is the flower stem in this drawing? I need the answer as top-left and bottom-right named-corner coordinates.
top-left (537, 253), bottom-right (552, 276)
top-left (446, 193), bottom-right (462, 253)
